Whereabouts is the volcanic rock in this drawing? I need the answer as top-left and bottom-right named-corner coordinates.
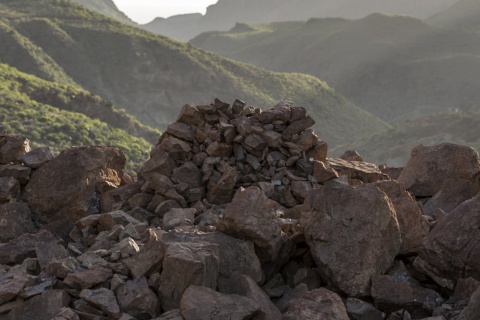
top-left (19, 147), bottom-right (54, 169)
top-left (0, 202), bottom-right (35, 243)
top-left (116, 277), bottom-right (159, 319)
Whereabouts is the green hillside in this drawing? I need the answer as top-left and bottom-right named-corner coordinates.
top-left (190, 14), bottom-right (480, 123)
top-left (0, 63), bottom-right (155, 171)
top-left (427, 0), bottom-right (480, 32)
top-left (0, 0), bottom-right (389, 148)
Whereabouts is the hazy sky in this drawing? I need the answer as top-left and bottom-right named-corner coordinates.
top-left (112, 0), bottom-right (218, 24)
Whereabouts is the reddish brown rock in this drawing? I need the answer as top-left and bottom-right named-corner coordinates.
top-left (374, 180), bottom-right (430, 255)
top-left (398, 143), bottom-right (480, 197)
top-left (457, 287), bottom-right (480, 320)
top-left (176, 104), bottom-right (204, 125)
top-left (301, 183), bottom-right (401, 297)
top-left (0, 230), bottom-right (56, 265)
top-left (180, 285), bottom-right (260, 320)
top-left (116, 277), bottom-right (159, 319)
top-left (2, 290), bottom-right (70, 320)
top-left (423, 179), bottom-right (479, 217)
top-left (171, 162), bottom-right (202, 190)
top-left (206, 164), bottom-right (237, 205)
top-left (328, 158), bottom-right (389, 183)
top-left (313, 161), bottom-right (338, 183)
top-left (64, 267), bottom-right (112, 289)
top-left (0, 164), bottom-right (31, 185)
top-left (219, 187), bottom-right (285, 262)
top-left (139, 145), bottom-right (176, 179)
top-left (166, 122), bottom-right (195, 143)
top-left (162, 208), bottom-right (195, 231)
top-left (159, 242), bottom-right (219, 311)
top-left (416, 192), bottom-right (480, 288)
top-left (283, 115), bottom-right (315, 137)
top-left (160, 135), bottom-right (192, 161)
top-left (19, 147), bottom-right (54, 169)
top-left (24, 146), bottom-right (125, 223)
top-left (282, 288), bottom-right (349, 320)
top-left (0, 136), bottom-right (30, 164)
top-left (80, 288), bottom-right (121, 319)
top-left (0, 265), bottom-right (29, 306)
top-left (346, 298), bottom-right (386, 320)
top-left (0, 202), bottom-right (35, 243)
top-left (0, 177), bottom-right (20, 204)
top-left (206, 142), bottom-right (233, 158)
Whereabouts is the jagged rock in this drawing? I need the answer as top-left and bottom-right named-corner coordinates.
top-left (24, 146), bottom-right (125, 224)
top-left (180, 285), bottom-right (260, 320)
top-left (416, 192), bottom-right (480, 288)
top-left (218, 186), bottom-right (285, 263)
top-left (0, 136), bottom-right (30, 164)
top-left (141, 173), bottom-right (173, 195)
top-left (0, 177), bottom-right (20, 204)
top-left (139, 145), bottom-right (176, 179)
top-left (206, 142), bottom-right (233, 157)
top-left (0, 265), bottom-right (29, 306)
top-left (101, 182), bottom-right (142, 213)
top-left (45, 257), bottom-right (80, 279)
top-left (206, 164), bottom-right (237, 205)
top-left (346, 298), bottom-right (386, 320)
top-left (282, 287), bottom-right (349, 320)
top-left (171, 162), bottom-right (202, 190)
top-left (327, 158), bottom-right (389, 183)
top-left (398, 143), bottom-right (480, 197)
top-left (374, 180), bottom-right (430, 255)
top-left (176, 104), bottom-right (204, 126)
top-left (161, 232), bottom-right (262, 284)
top-left (166, 122), bottom-right (195, 143)
top-left (159, 242), bottom-right (219, 311)
top-left (19, 277), bottom-right (56, 299)
top-left (0, 229), bottom-right (56, 265)
top-left (372, 262), bottom-right (444, 318)
top-left (1, 289), bottom-right (70, 320)
top-left (80, 288), bottom-right (121, 319)
top-left (454, 277), bottom-right (480, 302)
top-left (53, 307), bottom-right (80, 320)
top-left (423, 179), bottom-right (479, 216)
top-left (302, 183), bottom-right (401, 297)
top-left (64, 266), bottom-right (112, 289)
top-left (221, 274), bottom-right (282, 320)
top-left (283, 115), bottom-right (315, 137)
top-left (0, 202), bottom-right (35, 243)
top-left (98, 211), bottom-right (141, 231)
top-left (122, 229), bottom-right (164, 278)
top-left (163, 208), bottom-right (195, 231)
top-left (116, 277), bottom-right (159, 319)
top-left (35, 238), bottom-right (69, 269)
top-left (19, 147), bottom-right (54, 169)
top-left (0, 164), bottom-right (31, 185)
top-left (159, 135), bottom-right (192, 161)
top-left (312, 160), bottom-right (338, 183)
top-left (340, 150), bottom-right (363, 161)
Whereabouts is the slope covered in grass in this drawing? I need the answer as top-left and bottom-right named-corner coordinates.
top-left (0, 63), bottom-right (155, 171)
top-left (0, 0), bottom-right (389, 147)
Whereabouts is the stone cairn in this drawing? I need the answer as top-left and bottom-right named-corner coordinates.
top-left (1, 99), bottom-right (480, 320)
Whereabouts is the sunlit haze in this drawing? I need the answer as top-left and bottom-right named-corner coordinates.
top-left (112, 0), bottom-right (218, 24)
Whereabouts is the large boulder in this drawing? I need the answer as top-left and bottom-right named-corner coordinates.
top-left (301, 183), bottom-right (401, 297)
top-left (218, 186), bottom-right (287, 263)
top-left (398, 143), bottom-right (480, 197)
top-left (374, 180), bottom-right (430, 255)
top-left (24, 146), bottom-right (126, 224)
top-left (415, 192), bottom-right (480, 288)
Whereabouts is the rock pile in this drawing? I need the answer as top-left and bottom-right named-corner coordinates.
top-left (1, 100), bottom-right (480, 320)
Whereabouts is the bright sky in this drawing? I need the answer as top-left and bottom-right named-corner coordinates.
top-left (112, 0), bottom-right (218, 24)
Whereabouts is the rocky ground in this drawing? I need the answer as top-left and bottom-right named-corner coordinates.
top-left (1, 99), bottom-right (480, 320)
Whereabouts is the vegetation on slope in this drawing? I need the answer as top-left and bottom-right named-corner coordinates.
top-left (0, 0), bottom-right (389, 148)
top-left (70, 0), bottom-right (135, 26)
top-left (190, 14), bottom-right (480, 123)
top-left (0, 63), bottom-right (155, 171)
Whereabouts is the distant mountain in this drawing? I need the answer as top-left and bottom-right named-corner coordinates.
top-left (143, 0), bottom-right (458, 41)
top-left (0, 63), bottom-right (154, 171)
top-left (0, 0), bottom-right (389, 148)
top-left (71, 0), bottom-right (135, 26)
top-left (427, 0), bottom-right (480, 32)
top-left (190, 14), bottom-right (480, 124)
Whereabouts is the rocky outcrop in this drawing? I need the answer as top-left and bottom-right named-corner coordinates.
top-left (0, 99), bottom-right (479, 319)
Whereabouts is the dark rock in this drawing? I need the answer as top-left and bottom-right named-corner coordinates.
top-left (0, 177), bottom-right (20, 204)
top-left (0, 136), bottom-right (30, 164)
top-left (206, 164), bottom-right (237, 205)
top-left (346, 298), bottom-right (386, 320)
top-left (176, 105), bottom-right (204, 126)
top-left (0, 165), bottom-right (31, 185)
top-left (0, 230), bottom-right (56, 265)
top-left (302, 183), bottom-right (401, 297)
top-left (398, 143), bottom-right (480, 197)
top-left (117, 277), bottom-right (159, 319)
top-left (159, 135), bottom-right (192, 161)
top-left (139, 146), bottom-right (176, 179)
top-left (19, 147), bottom-right (54, 169)
top-left (0, 265), bottom-right (29, 306)
top-left (64, 267), bottom-right (112, 289)
top-left (162, 208), bottom-right (195, 231)
top-left (166, 122), bottom-right (195, 143)
top-left (0, 202), bottom-right (35, 243)
top-left (80, 288), bottom-right (121, 319)
top-left (423, 179), bottom-right (479, 216)
top-left (2, 290), bottom-right (70, 320)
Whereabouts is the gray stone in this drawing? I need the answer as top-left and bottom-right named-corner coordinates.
top-left (80, 288), bottom-right (122, 319)
top-left (2, 290), bottom-right (70, 320)
top-left (19, 147), bottom-right (54, 169)
top-left (0, 202), bottom-right (35, 243)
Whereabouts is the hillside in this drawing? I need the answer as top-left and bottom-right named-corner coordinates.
top-left (71, 0), bottom-right (135, 26)
top-left (143, 0), bottom-right (458, 41)
top-left (427, 0), bottom-right (480, 32)
top-left (0, 0), bottom-right (389, 148)
top-left (190, 14), bottom-right (480, 123)
top-left (0, 63), bottom-right (153, 171)
top-left (341, 109), bottom-right (480, 166)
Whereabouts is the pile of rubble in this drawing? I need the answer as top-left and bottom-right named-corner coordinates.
top-left (1, 99), bottom-right (480, 320)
